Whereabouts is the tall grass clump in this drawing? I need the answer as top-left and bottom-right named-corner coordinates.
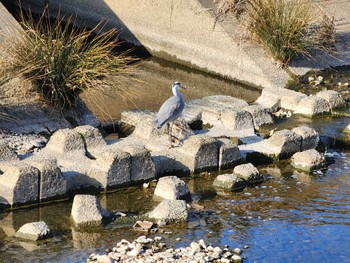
top-left (0, 9), bottom-right (136, 109)
top-left (245, 0), bottom-right (335, 66)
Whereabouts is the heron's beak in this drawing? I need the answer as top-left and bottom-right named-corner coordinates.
top-left (181, 86), bottom-right (187, 90)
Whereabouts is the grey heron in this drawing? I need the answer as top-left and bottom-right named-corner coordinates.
top-left (154, 81), bottom-right (186, 145)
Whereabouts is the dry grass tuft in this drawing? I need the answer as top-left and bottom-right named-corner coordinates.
top-left (0, 8), bottom-right (137, 110)
top-left (245, 0), bottom-right (336, 66)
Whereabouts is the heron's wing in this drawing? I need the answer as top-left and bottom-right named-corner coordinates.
top-left (155, 96), bottom-right (184, 127)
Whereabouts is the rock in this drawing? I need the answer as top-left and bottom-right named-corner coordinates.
top-left (244, 105), bottom-right (274, 129)
top-left (122, 145), bottom-right (156, 182)
top-left (153, 176), bottom-right (190, 200)
top-left (279, 90), bottom-right (307, 111)
top-left (292, 126), bottom-right (319, 151)
top-left (0, 163), bottom-right (39, 207)
top-left (28, 159), bottom-right (68, 201)
top-left (212, 173), bottom-right (247, 191)
top-left (231, 254), bottom-right (242, 262)
top-left (220, 110), bottom-right (255, 132)
top-left (133, 221), bottom-right (154, 232)
top-left (15, 221), bottom-right (51, 241)
top-left (343, 123), bottom-right (350, 134)
top-left (44, 128), bottom-right (85, 154)
top-left (148, 200), bottom-right (188, 222)
top-left (0, 142), bottom-right (18, 161)
top-left (95, 255), bottom-right (112, 263)
top-left (233, 163), bottom-right (264, 184)
top-left (268, 129), bottom-right (302, 159)
top-left (291, 149), bottom-right (326, 172)
top-left (74, 125), bottom-right (106, 150)
top-left (217, 138), bottom-right (243, 170)
top-left (316, 90), bottom-right (346, 109)
top-left (294, 96), bottom-right (331, 117)
top-left (71, 194), bottom-right (110, 227)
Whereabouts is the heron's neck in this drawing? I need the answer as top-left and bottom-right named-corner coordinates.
top-left (172, 88), bottom-right (184, 100)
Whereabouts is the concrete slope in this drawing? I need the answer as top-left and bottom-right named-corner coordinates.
top-left (6, 0), bottom-right (350, 89)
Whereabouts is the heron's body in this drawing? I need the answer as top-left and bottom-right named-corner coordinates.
top-left (154, 82), bottom-right (185, 129)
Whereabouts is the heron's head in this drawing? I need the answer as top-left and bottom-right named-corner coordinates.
top-left (172, 81), bottom-right (186, 91)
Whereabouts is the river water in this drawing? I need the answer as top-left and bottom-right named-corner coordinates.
top-left (0, 59), bottom-right (350, 263)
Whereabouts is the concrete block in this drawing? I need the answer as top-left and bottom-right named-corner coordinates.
top-left (148, 200), bottom-right (188, 222)
top-left (212, 173), bottom-right (247, 191)
top-left (44, 128), bottom-right (85, 154)
top-left (280, 90), bottom-right (307, 111)
top-left (186, 96), bottom-right (248, 125)
top-left (179, 135), bottom-right (219, 172)
top-left (122, 145), bottom-right (156, 182)
top-left (220, 110), bottom-right (255, 132)
top-left (71, 194), bottom-right (110, 227)
top-left (151, 153), bottom-right (191, 176)
top-left (291, 149), bottom-right (326, 172)
top-left (121, 109), bottom-right (156, 127)
top-left (74, 125), bottom-right (106, 149)
top-left (92, 148), bottom-right (131, 188)
top-left (0, 143), bottom-right (18, 162)
top-left (294, 96), bottom-right (331, 116)
top-left (292, 126), bottom-right (319, 151)
top-left (153, 176), bottom-right (190, 200)
top-left (0, 163), bottom-right (39, 206)
top-left (15, 221), bottom-right (51, 241)
top-left (29, 159), bottom-right (68, 201)
top-left (254, 88), bottom-right (281, 112)
top-left (244, 105), bottom-right (274, 129)
top-left (267, 129), bottom-right (302, 158)
top-left (217, 138), bottom-right (242, 170)
top-left (316, 90), bottom-right (346, 109)
top-left (233, 163), bottom-right (264, 184)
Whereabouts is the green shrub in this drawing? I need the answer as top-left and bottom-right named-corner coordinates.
top-left (245, 0), bottom-right (335, 66)
top-left (0, 9), bottom-right (136, 109)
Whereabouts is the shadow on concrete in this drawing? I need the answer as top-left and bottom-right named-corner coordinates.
top-left (0, 0), bottom-right (151, 58)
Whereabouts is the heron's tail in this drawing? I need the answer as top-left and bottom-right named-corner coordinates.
top-left (153, 119), bottom-right (162, 129)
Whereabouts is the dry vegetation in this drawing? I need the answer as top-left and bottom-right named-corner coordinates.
top-left (0, 8), bottom-right (137, 110)
top-left (215, 0), bottom-right (336, 66)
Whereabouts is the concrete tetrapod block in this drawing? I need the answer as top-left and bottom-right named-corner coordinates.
top-left (292, 126), bottom-right (319, 151)
top-left (122, 145), bottom-right (156, 182)
top-left (71, 194), bottom-right (110, 227)
top-left (15, 221), bottom-right (51, 241)
top-left (212, 173), bottom-right (247, 191)
top-left (233, 163), bottom-right (264, 184)
top-left (217, 138), bottom-right (243, 170)
top-left (220, 109), bottom-right (255, 132)
top-left (74, 125), bottom-right (106, 150)
top-left (147, 200), bottom-right (188, 223)
top-left (44, 128), bottom-right (85, 155)
top-left (91, 147), bottom-right (131, 189)
top-left (28, 159), bottom-right (68, 202)
top-left (0, 143), bottom-right (18, 162)
top-left (294, 96), bottom-right (331, 117)
top-left (153, 176), bottom-right (190, 200)
top-left (179, 134), bottom-right (219, 173)
top-left (267, 129), bottom-right (302, 159)
top-left (279, 90), bottom-right (307, 111)
top-left (291, 149), bottom-right (326, 172)
top-left (0, 163), bottom-right (39, 207)
top-left (316, 90), bottom-right (346, 110)
top-left (244, 105), bottom-right (274, 129)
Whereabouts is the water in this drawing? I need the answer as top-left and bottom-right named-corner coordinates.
top-left (0, 150), bottom-right (350, 262)
top-left (81, 57), bottom-right (261, 122)
top-left (1, 59), bottom-right (350, 262)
